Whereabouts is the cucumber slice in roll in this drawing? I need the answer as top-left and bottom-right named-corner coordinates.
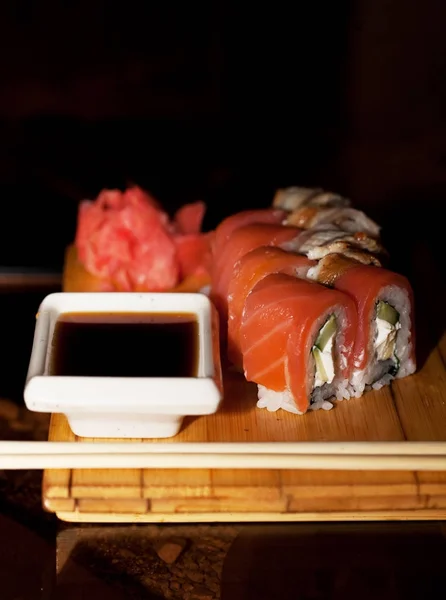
top-left (377, 301), bottom-right (399, 326)
top-left (315, 315), bottom-right (336, 350)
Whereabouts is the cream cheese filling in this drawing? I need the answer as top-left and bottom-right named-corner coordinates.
top-left (312, 316), bottom-right (336, 388)
top-left (375, 317), bottom-right (401, 361)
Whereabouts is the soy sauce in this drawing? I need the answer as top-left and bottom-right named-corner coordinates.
top-left (50, 312), bottom-right (199, 378)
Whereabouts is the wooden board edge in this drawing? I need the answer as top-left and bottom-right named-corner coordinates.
top-left (54, 509), bottom-right (446, 523)
top-left (44, 480), bottom-right (446, 502)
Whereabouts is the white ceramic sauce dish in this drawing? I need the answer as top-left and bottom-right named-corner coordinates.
top-left (24, 292), bottom-right (222, 439)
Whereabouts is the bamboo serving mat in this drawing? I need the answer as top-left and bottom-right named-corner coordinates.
top-left (42, 245), bottom-right (446, 522)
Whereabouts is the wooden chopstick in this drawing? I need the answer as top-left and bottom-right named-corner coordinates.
top-left (0, 451), bottom-right (445, 470)
top-left (0, 441), bottom-right (445, 470)
top-left (1, 441), bottom-right (446, 455)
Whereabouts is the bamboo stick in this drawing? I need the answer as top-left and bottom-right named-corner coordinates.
top-left (1, 451), bottom-right (446, 470)
top-left (1, 440), bottom-right (446, 455)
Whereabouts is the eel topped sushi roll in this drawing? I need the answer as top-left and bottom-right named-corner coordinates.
top-left (284, 206), bottom-right (381, 238)
top-left (273, 187), bottom-right (350, 211)
top-left (272, 186), bottom-right (379, 236)
top-left (239, 273), bottom-right (358, 414)
top-left (308, 254), bottom-right (416, 397)
top-left (280, 225), bottom-right (387, 266)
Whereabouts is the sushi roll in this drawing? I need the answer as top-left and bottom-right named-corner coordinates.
top-left (211, 223), bottom-right (301, 324)
top-left (284, 206), bottom-right (381, 238)
top-left (280, 225), bottom-right (387, 266)
top-left (308, 254), bottom-right (416, 397)
top-left (239, 273), bottom-right (358, 414)
top-left (212, 208), bottom-right (285, 262)
top-left (227, 246), bottom-right (316, 369)
top-left (273, 187), bottom-right (350, 211)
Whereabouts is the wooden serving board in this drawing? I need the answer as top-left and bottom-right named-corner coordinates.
top-left (42, 245), bottom-right (446, 522)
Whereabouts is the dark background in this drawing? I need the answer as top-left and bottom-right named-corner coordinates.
top-left (0, 0), bottom-right (445, 273)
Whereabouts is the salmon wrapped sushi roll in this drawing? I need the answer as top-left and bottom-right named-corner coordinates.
top-left (239, 273), bottom-right (358, 414)
top-left (227, 246), bottom-right (316, 370)
top-left (211, 223), bottom-right (301, 323)
top-left (212, 208), bottom-right (285, 263)
top-left (308, 254), bottom-right (416, 397)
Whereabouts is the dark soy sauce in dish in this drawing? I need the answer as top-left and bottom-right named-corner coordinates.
top-left (50, 312), bottom-right (199, 378)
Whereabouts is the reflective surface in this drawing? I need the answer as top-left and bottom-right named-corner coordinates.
top-left (1, 516), bottom-right (446, 599)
